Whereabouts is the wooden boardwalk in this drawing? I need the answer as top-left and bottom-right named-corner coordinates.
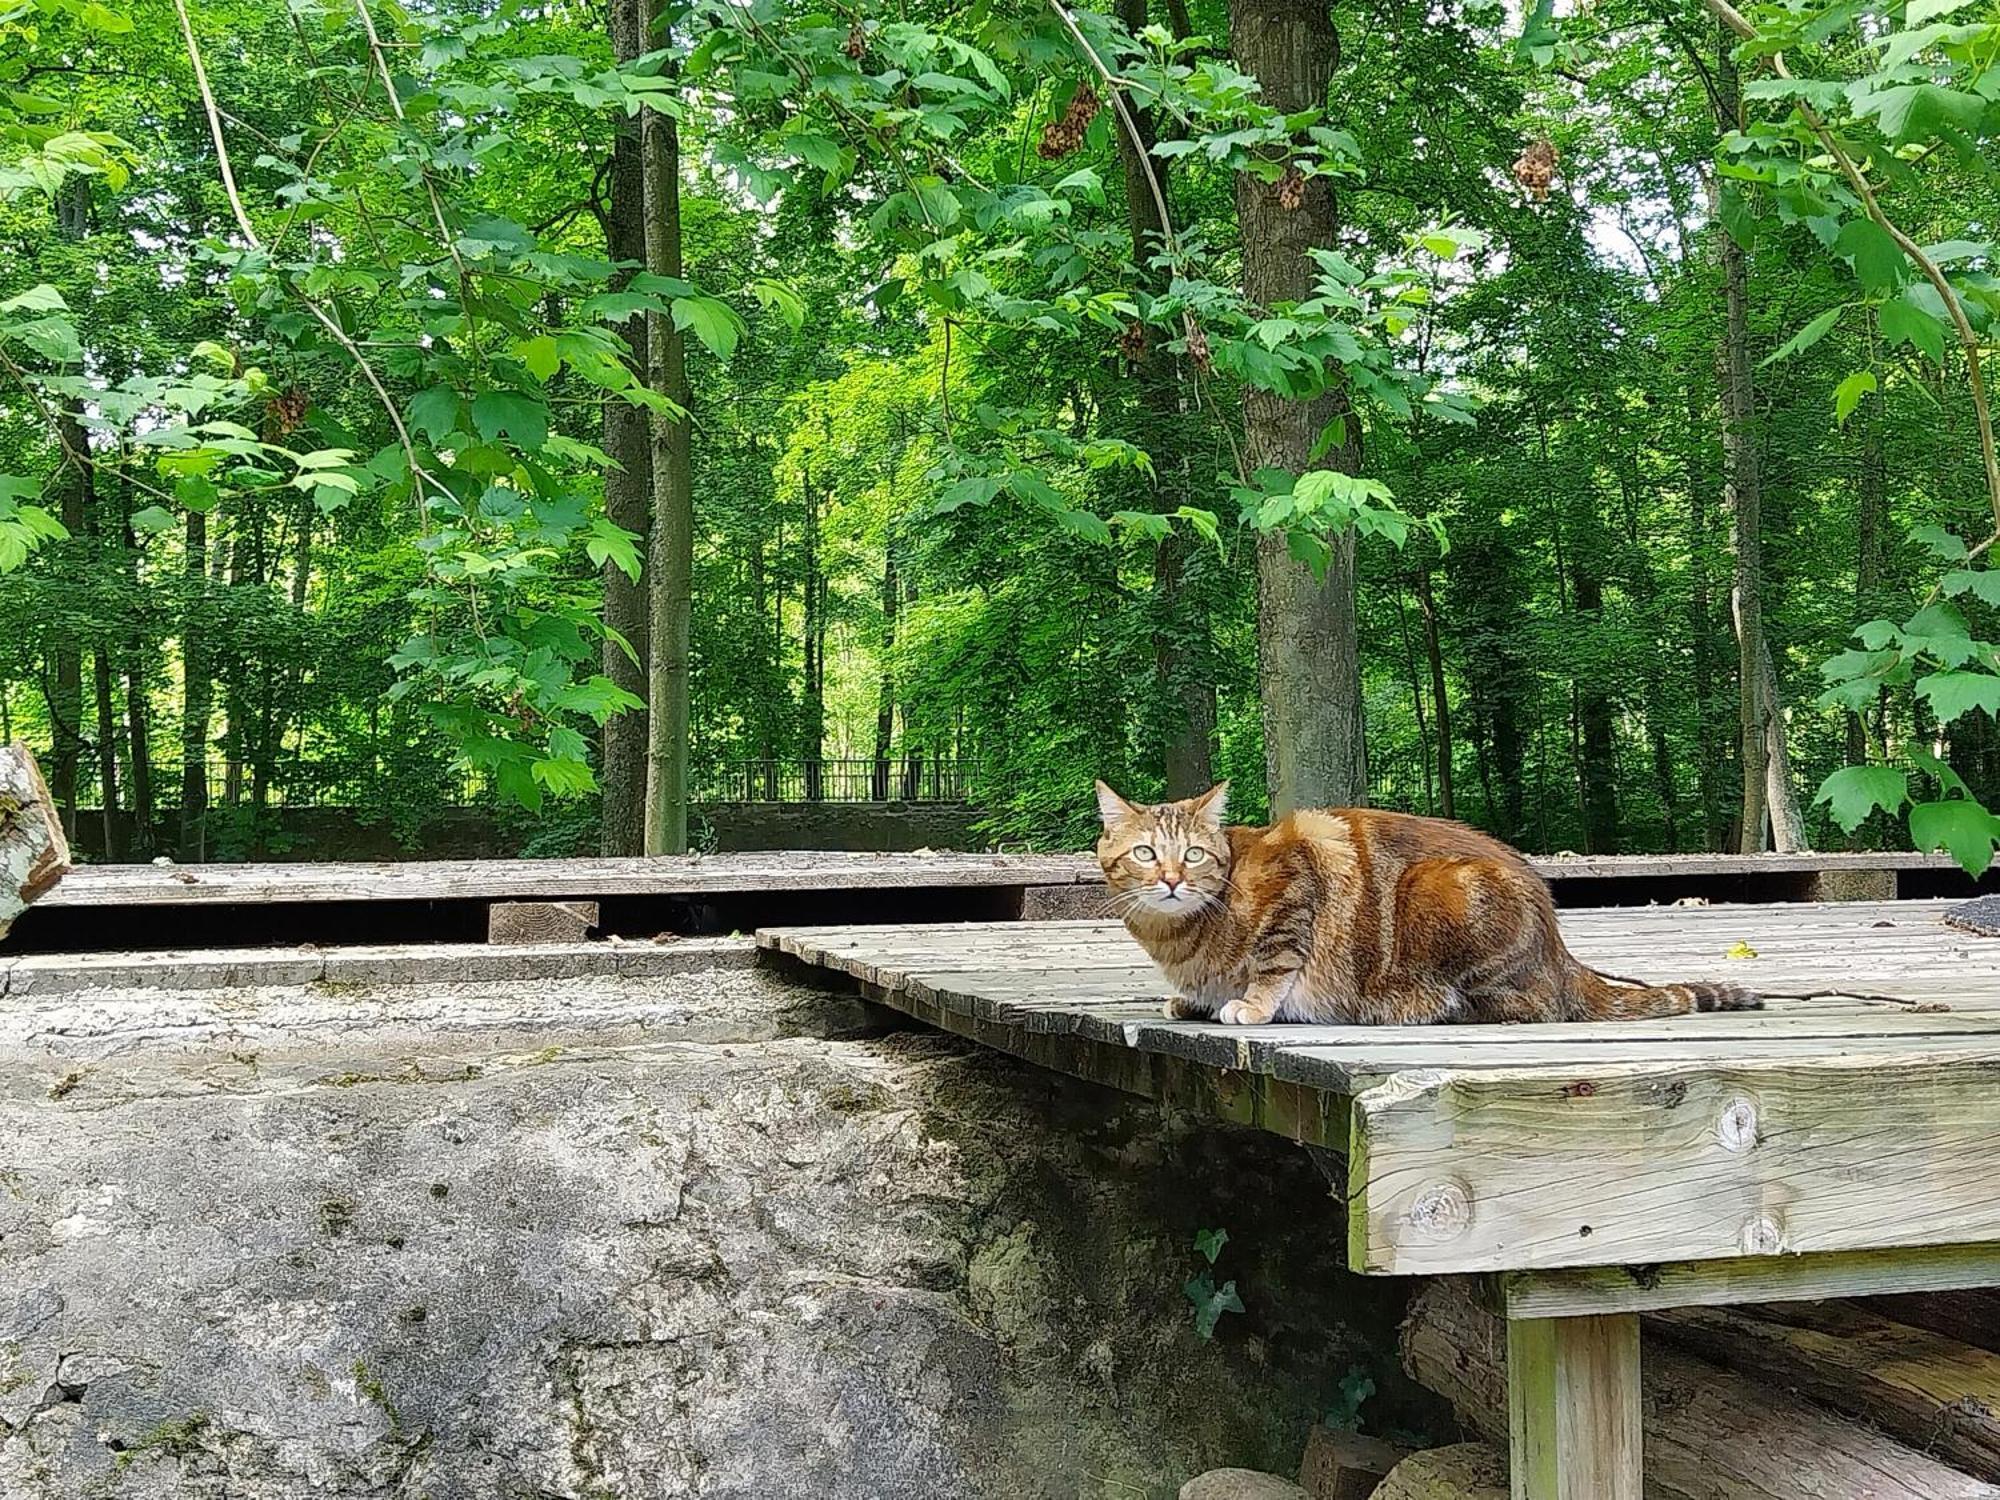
top-left (32, 846), bottom-right (1971, 909)
top-left (764, 898), bottom-right (2000, 1499)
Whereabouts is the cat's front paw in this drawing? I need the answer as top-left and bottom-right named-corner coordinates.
top-left (1217, 998), bottom-right (1275, 1026)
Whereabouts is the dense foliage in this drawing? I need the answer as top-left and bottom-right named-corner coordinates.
top-left (4, 0), bottom-right (2000, 862)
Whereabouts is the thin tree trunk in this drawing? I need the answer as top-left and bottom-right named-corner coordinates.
top-left (1572, 563), bottom-right (1621, 853)
top-left (1233, 0), bottom-right (1364, 814)
top-left (801, 458), bottom-right (826, 801)
top-left (601, 0), bottom-right (652, 855)
top-left (1713, 29), bottom-right (1806, 853)
top-left (51, 403), bottom-right (88, 839)
top-left (640, 40), bottom-right (694, 856)
top-left (93, 646), bottom-right (122, 859)
top-left (1686, 383), bottom-right (1726, 850)
top-left (1416, 566), bottom-right (1454, 821)
top-left (113, 465), bottom-right (154, 857)
top-left (179, 506), bottom-right (211, 861)
top-left (874, 546), bottom-right (897, 801)
top-left (1116, 0), bottom-right (1214, 798)
top-left (1848, 308), bottom-right (1889, 838)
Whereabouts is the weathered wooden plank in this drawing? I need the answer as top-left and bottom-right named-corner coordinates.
top-left (33, 850), bottom-right (1980, 912)
top-left (0, 743), bottom-right (69, 941)
top-left (1502, 1242), bottom-right (2000, 1319)
top-left (1505, 1312), bottom-right (1641, 1500)
top-left (1349, 1053), bottom-right (2000, 1274)
top-left (40, 851), bottom-right (1104, 908)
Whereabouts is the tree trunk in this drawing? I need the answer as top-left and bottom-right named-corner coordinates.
top-left (1685, 383), bottom-right (1727, 850)
top-left (113, 468), bottom-right (154, 858)
top-left (1232, 0), bottom-right (1364, 814)
top-left (93, 646), bottom-right (122, 860)
top-left (1116, 0), bottom-right (1214, 798)
top-left (1848, 308), bottom-right (1889, 825)
top-left (50, 402), bottom-right (89, 839)
top-left (0, 744), bottom-right (70, 941)
top-left (873, 546), bottom-right (897, 801)
top-left (1571, 563), bottom-right (1620, 852)
top-left (640, 43), bottom-right (695, 856)
top-left (1402, 1278), bottom-right (2000, 1500)
top-left (600, 0), bottom-right (652, 856)
top-left (802, 459), bottom-right (826, 801)
top-left (1713, 31), bottom-right (1806, 854)
top-left (179, 506), bottom-right (212, 862)
top-left (1416, 566), bottom-right (1453, 821)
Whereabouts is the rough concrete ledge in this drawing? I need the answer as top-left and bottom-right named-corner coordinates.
top-left (1, 937), bottom-right (752, 996)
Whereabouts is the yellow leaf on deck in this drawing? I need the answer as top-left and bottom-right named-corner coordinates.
top-left (1725, 940), bottom-right (1759, 960)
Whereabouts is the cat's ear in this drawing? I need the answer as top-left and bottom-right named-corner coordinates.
top-left (1190, 780), bottom-right (1230, 827)
top-left (1095, 780), bottom-right (1137, 830)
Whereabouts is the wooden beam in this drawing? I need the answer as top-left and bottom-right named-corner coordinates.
top-left (0, 743), bottom-right (69, 942)
top-left (1503, 1242), bottom-right (2000, 1319)
top-left (1348, 1053), bottom-right (2000, 1274)
top-left (1505, 1313), bottom-right (1642, 1500)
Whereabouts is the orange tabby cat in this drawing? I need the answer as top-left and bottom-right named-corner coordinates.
top-left (1094, 780), bottom-right (1760, 1025)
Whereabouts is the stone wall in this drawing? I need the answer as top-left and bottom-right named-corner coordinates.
top-left (0, 947), bottom-right (1436, 1499)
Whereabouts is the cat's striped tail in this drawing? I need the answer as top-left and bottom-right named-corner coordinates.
top-left (1570, 965), bottom-right (1761, 1020)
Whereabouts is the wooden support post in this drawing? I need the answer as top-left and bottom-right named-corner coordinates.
top-left (487, 899), bottom-right (600, 944)
top-left (1506, 1313), bottom-right (1641, 1500)
top-left (1, 743), bottom-right (69, 942)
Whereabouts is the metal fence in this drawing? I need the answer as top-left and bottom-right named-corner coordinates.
top-left (696, 758), bottom-right (977, 804)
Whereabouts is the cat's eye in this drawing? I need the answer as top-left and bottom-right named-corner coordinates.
top-left (1131, 844), bottom-right (1156, 862)
top-left (1185, 847), bottom-right (1208, 864)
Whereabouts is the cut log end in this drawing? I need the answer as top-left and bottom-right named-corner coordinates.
top-left (1, 743), bottom-right (70, 941)
top-left (487, 899), bottom-right (601, 945)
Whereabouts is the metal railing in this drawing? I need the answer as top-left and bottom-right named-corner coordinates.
top-left (697, 757), bottom-right (977, 804)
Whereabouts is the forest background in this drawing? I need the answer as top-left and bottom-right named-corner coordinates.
top-left (5, 0), bottom-right (2000, 865)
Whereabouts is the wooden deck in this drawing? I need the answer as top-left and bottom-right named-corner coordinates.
top-left (31, 846), bottom-right (1973, 909)
top-left (764, 897), bottom-right (2000, 1497)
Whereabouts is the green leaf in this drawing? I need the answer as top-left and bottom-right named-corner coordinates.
top-left (470, 391), bottom-right (549, 452)
top-left (0, 284), bottom-right (68, 314)
top-left (672, 296), bottom-right (743, 361)
top-left (1916, 670), bottom-right (2000, 724)
top-left (1911, 524), bottom-right (1970, 560)
top-left (408, 387), bottom-right (463, 443)
top-left (749, 279), bottom-right (807, 332)
top-left (1814, 765), bottom-right (1909, 832)
top-left (1833, 370), bottom-right (1877, 425)
top-left (1835, 219), bottom-right (1907, 292)
top-left (1909, 797), bottom-right (2000, 877)
top-left (129, 505), bottom-right (176, 534)
top-left (1761, 306), bottom-right (1842, 366)
top-left (1859, 83), bottom-right (1988, 145)
top-left (584, 516), bottom-right (642, 582)
top-left (934, 475), bottom-right (1003, 512)
top-left (1881, 296), bottom-right (1948, 364)
top-left (1194, 1227), bottom-right (1228, 1264)
top-left (515, 335), bottom-right (561, 381)
top-left (1908, 0), bottom-right (1979, 19)
top-left (78, 1), bottom-right (133, 31)
top-left (1943, 570), bottom-right (2000, 607)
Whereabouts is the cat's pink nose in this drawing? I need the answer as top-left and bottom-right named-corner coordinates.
top-left (1161, 875), bottom-right (1183, 894)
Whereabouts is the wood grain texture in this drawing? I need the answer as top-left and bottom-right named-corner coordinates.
top-left (1505, 1313), bottom-right (1640, 1500)
top-left (487, 899), bottom-right (599, 944)
top-left (35, 850), bottom-right (1973, 910)
top-left (1403, 1278), bottom-right (2000, 1500)
top-left (1503, 1243), bottom-right (2000, 1318)
top-left (765, 906), bottom-right (2000, 1272)
top-left (1373, 1446), bottom-right (1506, 1500)
top-left (1648, 1300), bottom-right (2000, 1481)
top-left (0, 743), bottom-right (69, 940)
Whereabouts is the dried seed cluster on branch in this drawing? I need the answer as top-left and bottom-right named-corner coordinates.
top-left (1513, 139), bottom-right (1558, 202)
top-left (1037, 83), bottom-right (1100, 160)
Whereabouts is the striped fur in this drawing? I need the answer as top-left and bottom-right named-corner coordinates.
top-left (1094, 781), bottom-right (1761, 1026)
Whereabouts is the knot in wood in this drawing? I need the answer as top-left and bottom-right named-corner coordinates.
top-left (1740, 1214), bottom-right (1786, 1255)
top-left (1716, 1096), bottom-right (1759, 1153)
top-left (1406, 1181), bottom-right (1471, 1242)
